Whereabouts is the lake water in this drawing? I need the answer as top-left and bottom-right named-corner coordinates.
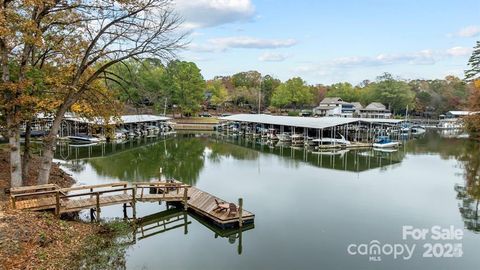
top-left (55, 131), bottom-right (480, 270)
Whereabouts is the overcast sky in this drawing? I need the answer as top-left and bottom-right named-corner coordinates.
top-left (173, 0), bottom-right (480, 85)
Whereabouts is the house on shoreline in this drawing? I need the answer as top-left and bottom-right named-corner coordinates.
top-left (313, 97), bottom-right (391, 118)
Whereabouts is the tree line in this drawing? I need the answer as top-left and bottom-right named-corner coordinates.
top-left (115, 61), bottom-right (475, 117)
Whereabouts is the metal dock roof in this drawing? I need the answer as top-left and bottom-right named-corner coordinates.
top-left (219, 114), bottom-right (403, 129)
top-left (65, 114), bottom-right (171, 125)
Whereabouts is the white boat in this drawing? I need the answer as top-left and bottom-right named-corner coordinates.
top-left (312, 134), bottom-right (350, 146)
top-left (278, 132), bottom-right (291, 142)
top-left (373, 148), bottom-right (398, 153)
top-left (312, 149), bottom-right (349, 156)
top-left (147, 125), bottom-right (160, 135)
top-left (437, 119), bottom-right (464, 130)
top-left (411, 125), bottom-right (426, 135)
top-left (400, 124), bottom-right (426, 135)
top-left (67, 134), bottom-right (101, 144)
top-left (267, 129), bottom-right (279, 141)
top-left (372, 136), bottom-right (399, 148)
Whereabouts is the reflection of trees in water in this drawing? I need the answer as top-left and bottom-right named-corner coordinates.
top-left (88, 137), bottom-right (206, 185)
top-left (86, 135), bottom-right (260, 185)
top-left (454, 139), bottom-right (480, 233)
top-left (206, 139), bottom-right (259, 163)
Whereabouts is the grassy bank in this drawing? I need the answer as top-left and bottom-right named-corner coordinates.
top-left (0, 206), bottom-right (132, 270)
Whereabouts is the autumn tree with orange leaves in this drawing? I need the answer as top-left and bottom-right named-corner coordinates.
top-left (464, 41), bottom-right (480, 139)
top-left (1, 0), bottom-right (186, 187)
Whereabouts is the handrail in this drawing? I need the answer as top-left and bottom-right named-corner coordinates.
top-left (133, 181), bottom-right (190, 187)
top-left (10, 189), bottom-right (66, 198)
top-left (10, 184), bottom-right (59, 194)
top-left (59, 187), bottom-right (134, 199)
top-left (61, 182), bottom-right (129, 192)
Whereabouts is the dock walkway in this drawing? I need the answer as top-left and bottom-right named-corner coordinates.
top-left (9, 181), bottom-right (253, 228)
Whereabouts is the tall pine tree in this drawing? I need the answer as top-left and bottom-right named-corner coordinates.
top-left (465, 41), bottom-right (480, 82)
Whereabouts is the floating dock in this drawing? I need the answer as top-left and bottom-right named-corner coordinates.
top-left (184, 185), bottom-right (254, 229)
top-left (10, 181), bottom-right (253, 228)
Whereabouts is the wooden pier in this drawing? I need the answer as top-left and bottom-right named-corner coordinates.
top-left (184, 185), bottom-right (254, 228)
top-left (9, 181), bottom-right (254, 228)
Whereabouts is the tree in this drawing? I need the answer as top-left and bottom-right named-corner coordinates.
top-left (271, 77), bottom-right (313, 109)
top-left (261, 75), bottom-right (281, 107)
top-left (30, 0), bottom-right (186, 185)
top-left (0, 0), bottom-right (85, 186)
top-left (368, 73), bottom-right (414, 114)
top-left (206, 80), bottom-right (228, 110)
top-left (466, 41), bottom-right (480, 82)
top-left (326, 82), bottom-right (359, 101)
top-left (108, 59), bottom-right (168, 112)
top-left (231, 71), bottom-right (262, 111)
top-left (165, 60), bottom-right (205, 116)
top-left (464, 83), bottom-right (480, 138)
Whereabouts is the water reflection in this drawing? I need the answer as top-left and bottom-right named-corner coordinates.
top-left (453, 139), bottom-right (480, 233)
top-left (55, 133), bottom-right (407, 185)
top-left (133, 206), bottom-right (251, 255)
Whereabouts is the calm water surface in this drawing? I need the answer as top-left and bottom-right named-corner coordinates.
top-left (55, 131), bottom-right (480, 270)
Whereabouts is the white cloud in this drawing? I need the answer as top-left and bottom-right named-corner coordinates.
top-left (174, 0), bottom-right (255, 29)
top-left (210, 36), bottom-right (297, 49)
top-left (455, 25), bottom-right (480, 38)
top-left (292, 47), bottom-right (471, 80)
top-left (331, 49), bottom-right (436, 67)
top-left (446, 46), bottom-right (472, 57)
top-left (258, 52), bottom-right (288, 62)
top-left (189, 36), bottom-right (297, 52)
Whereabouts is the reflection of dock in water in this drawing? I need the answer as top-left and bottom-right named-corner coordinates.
top-left (135, 207), bottom-right (253, 255)
top-left (135, 208), bottom-right (190, 240)
top-left (221, 136), bottom-right (405, 172)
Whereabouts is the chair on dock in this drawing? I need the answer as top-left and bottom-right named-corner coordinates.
top-left (228, 203), bottom-right (238, 217)
top-left (213, 199), bottom-right (229, 212)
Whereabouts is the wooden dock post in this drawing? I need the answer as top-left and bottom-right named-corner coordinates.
top-left (95, 192), bottom-right (100, 221)
top-left (132, 187), bottom-right (137, 220)
top-left (11, 196), bottom-right (16, 210)
top-left (183, 187), bottom-right (188, 210)
top-left (55, 191), bottom-right (60, 217)
top-left (238, 198), bottom-right (243, 228)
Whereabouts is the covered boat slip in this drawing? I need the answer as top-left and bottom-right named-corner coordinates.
top-left (59, 114), bottom-right (172, 138)
top-left (219, 114), bottom-right (405, 144)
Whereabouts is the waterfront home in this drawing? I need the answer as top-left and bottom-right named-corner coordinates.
top-left (359, 102), bottom-right (392, 118)
top-left (313, 97), bottom-right (361, 117)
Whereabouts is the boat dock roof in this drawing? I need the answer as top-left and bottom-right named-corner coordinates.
top-left (219, 114), bottom-right (403, 129)
top-left (64, 114), bottom-right (171, 125)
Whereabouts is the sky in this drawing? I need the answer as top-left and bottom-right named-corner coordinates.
top-left (173, 0), bottom-right (480, 85)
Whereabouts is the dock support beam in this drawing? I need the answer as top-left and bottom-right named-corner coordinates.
top-left (55, 191), bottom-right (60, 217)
top-left (95, 192), bottom-right (100, 221)
top-left (238, 198), bottom-right (243, 228)
top-left (183, 187), bottom-right (188, 210)
top-left (132, 187), bottom-right (137, 221)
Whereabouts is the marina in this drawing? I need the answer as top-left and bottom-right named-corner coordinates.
top-left (217, 114), bottom-right (407, 149)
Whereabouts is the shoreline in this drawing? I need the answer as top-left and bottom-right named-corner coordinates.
top-left (0, 149), bottom-right (131, 270)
